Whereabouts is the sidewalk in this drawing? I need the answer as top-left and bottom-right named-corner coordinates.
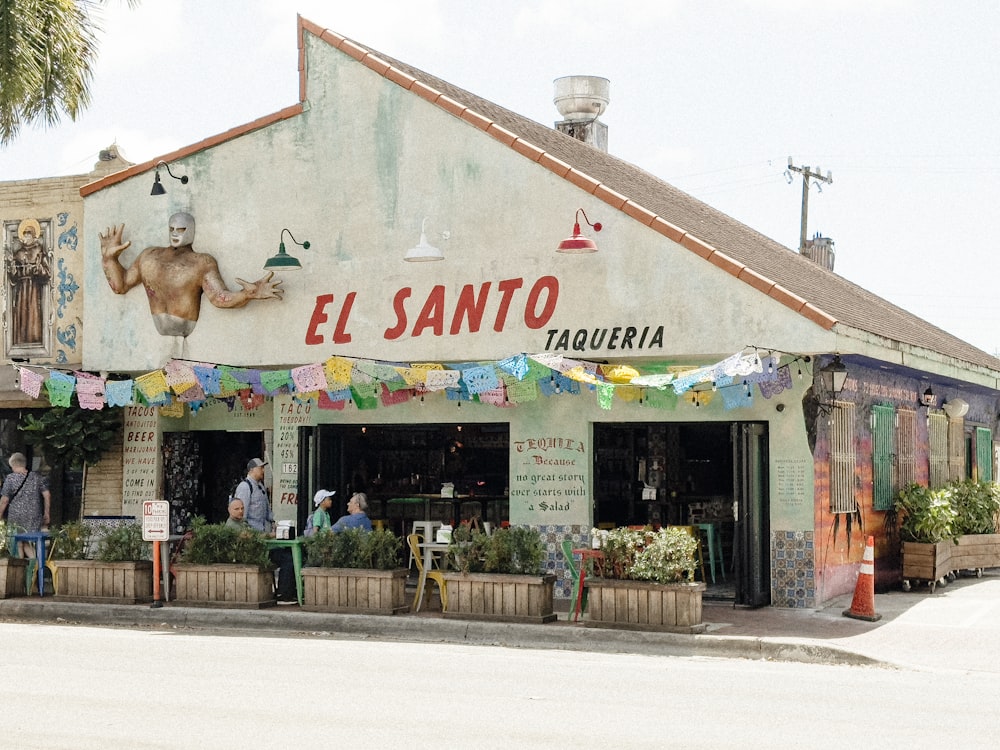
top-left (3, 569), bottom-right (998, 673)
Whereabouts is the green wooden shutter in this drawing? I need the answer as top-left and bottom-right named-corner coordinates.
top-left (976, 427), bottom-right (993, 482)
top-left (872, 404), bottom-right (894, 511)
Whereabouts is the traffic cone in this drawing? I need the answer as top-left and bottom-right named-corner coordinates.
top-left (843, 535), bottom-right (882, 621)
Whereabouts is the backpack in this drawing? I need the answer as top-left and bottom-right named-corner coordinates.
top-left (303, 511), bottom-right (316, 538)
top-left (228, 478), bottom-right (252, 503)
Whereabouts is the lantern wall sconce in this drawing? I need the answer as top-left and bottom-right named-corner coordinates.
top-left (264, 228), bottom-right (310, 270)
top-left (815, 354), bottom-right (848, 414)
top-left (150, 160), bottom-right (189, 195)
top-left (920, 386), bottom-right (936, 408)
top-left (557, 208), bottom-right (602, 253)
top-left (404, 217), bottom-right (445, 262)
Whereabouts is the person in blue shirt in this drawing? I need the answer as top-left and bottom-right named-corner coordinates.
top-left (332, 492), bottom-right (373, 532)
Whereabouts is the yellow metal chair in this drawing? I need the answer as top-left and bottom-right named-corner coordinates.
top-left (26, 532), bottom-right (60, 595)
top-left (407, 533), bottom-right (447, 612)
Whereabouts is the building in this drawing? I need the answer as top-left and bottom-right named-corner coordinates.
top-left (55, 16), bottom-right (1000, 607)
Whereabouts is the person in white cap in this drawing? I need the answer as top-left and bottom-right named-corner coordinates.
top-left (310, 489), bottom-right (336, 535)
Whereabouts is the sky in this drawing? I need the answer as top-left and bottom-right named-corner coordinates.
top-left (3, 0), bottom-right (999, 355)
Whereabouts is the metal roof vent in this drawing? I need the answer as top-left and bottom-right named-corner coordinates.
top-left (553, 76), bottom-right (609, 152)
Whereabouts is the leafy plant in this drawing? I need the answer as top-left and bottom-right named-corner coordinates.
top-left (0, 520), bottom-right (11, 558)
top-left (303, 528), bottom-right (402, 570)
top-left (181, 516), bottom-right (271, 567)
top-left (51, 520), bottom-right (94, 560)
top-left (96, 522), bottom-right (150, 562)
top-left (948, 480), bottom-right (1000, 535)
top-left (895, 484), bottom-right (958, 543)
top-left (593, 526), bottom-right (698, 583)
top-left (18, 406), bottom-right (121, 467)
top-left (448, 526), bottom-right (545, 575)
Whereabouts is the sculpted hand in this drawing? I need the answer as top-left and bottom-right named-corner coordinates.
top-left (236, 271), bottom-right (284, 301)
top-left (99, 224), bottom-right (131, 259)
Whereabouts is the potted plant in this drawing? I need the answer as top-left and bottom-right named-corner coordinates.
top-left (300, 528), bottom-right (407, 614)
top-left (584, 526), bottom-right (706, 633)
top-left (0, 520), bottom-right (29, 598)
top-left (442, 525), bottom-right (556, 624)
top-left (172, 517), bottom-right (275, 608)
top-left (52, 521), bottom-right (154, 604)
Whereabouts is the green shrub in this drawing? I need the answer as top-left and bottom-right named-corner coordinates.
top-left (51, 520), bottom-right (93, 560)
top-left (181, 517), bottom-right (271, 568)
top-left (895, 484), bottom-right (958, 543)
top-left (303, 528), bottom-right (402, 570)
top-left (0, 521), bottom-right (11, 558)
top-left (593, 526), bottom-right (697, 583)
top-left (949, 480), bottom-right (1000, 535)
top-left (96, 522), bottom-right (150, 562)
top-left (448, 526), bottom-right (544, 575)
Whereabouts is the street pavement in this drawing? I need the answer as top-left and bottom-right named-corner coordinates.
top-left (2, 568), bottom-right (998, 673)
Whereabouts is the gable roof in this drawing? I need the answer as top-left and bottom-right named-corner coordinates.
top-left (84, 16), bottom-right (1000, 374)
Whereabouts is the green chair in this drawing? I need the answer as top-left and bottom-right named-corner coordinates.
top-left (561, 540), bottom-right (588, 620)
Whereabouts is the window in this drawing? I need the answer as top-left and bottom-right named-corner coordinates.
top-left (829, 402), bottom-right (855, 513)
top-left (871, 404), bottom-right (894, 511)
top-left (976, 427), bottom-right (994, 482)
top-left (928, 413), bottom-right (948, 488)
top-left (896, 409), bottom-right (916, 490)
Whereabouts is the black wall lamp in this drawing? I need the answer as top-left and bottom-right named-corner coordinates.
top-left (150, 160), bottom-right (189, 195)
top-left (264, 228), bottom-right (310, 270)
top-left (816, 354), bottom-right (848, 414)
top-left (920, 386), bottom-right (937, 407)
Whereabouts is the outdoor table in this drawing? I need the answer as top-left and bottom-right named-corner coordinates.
top-left (415, 540), bottom-right (450, 612)
top-left (264, 538), bottom-right (304, 605)
top-left (14, 531), bottom-right (51, 597)
top-left (571, 548), bottom-right (604, 622)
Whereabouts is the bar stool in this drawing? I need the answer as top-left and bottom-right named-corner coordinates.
top-left (694, 522), bottom-right (725, 583)
top-left (407, 520), bottom-right (442, 569)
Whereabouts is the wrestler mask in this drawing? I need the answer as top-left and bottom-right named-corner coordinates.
top-left (168, 212), bottom-right (195, 247)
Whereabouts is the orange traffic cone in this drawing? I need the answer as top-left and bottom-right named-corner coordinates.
top-left (843, 535), bottom-right (882, 621)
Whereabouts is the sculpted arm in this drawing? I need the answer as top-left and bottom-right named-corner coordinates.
top-left (99, 224), bottom-right (143, 294)
top-left (202, 261), bottom-right (283, 309)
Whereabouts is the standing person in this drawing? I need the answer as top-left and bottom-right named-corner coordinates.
top-left (234, 458), bottom-right (273, 535)
top-left (234, 458), bottom-right (294, 603)
top-left (332, 492), bottom-right (373, 532)
top-left (0, 452), bottom-right (51, 558)
top-left (310, 490), bottom-right (335, 535)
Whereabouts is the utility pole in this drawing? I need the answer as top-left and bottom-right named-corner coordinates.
top-left (787, 159), bottom-right (833, 253)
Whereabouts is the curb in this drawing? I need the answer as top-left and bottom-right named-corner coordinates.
top-left (0, 599), bottom-right (891, 668)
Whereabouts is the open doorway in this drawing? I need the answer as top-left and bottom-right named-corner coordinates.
top-left (593, 422), bottom-right (769, 606)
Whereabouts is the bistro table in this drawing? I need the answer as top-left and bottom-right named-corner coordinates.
top-left (571, 548), bottom-right (604, 622)
top-left (264, 538), bottom-right (305, 606)
top-left (14, 531), bottom-right (51, 597)
top-left (414, 540), bottom-right (450, 612)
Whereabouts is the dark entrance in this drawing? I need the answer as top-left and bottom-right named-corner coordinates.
top-left (593, 422), bottom-right (770, 605)
top-left (304, 424), bottom-right (510, 538)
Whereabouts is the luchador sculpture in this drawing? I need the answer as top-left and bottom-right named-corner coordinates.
top-left (100, 212), bottom-right (282, 337)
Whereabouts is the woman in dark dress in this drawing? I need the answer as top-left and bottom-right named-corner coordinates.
top-left (0, 452), bottom-right (51, 558)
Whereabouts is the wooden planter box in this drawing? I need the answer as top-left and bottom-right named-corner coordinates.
top-left (301, 567), bottom-right (408, 614)
top-left (586, 579), bottom-right (707, 633)
top-left (902, 540), bottom-right (953, 592)
top-left (950, 534), bottom-right (1000, 572)
top-left (172, 563), bottom-right (276, 608)
top-left (442, 572), bottom-right (556, 624)
top-left (0, 557), bottom-right (28, 598)
top-left (53, 560), bottom-right (153, 604)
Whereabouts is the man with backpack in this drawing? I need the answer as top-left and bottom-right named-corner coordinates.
top-left (305, 489), bottom-right (335, 537)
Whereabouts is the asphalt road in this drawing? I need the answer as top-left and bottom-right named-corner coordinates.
top-left (3, 621), bottom-right (998, 749)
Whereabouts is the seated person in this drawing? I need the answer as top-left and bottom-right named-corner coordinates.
top-left (311, 489), bottom-right (335, 534)
top-left (225, 499), bottom-right (248, 529)
top-left (332, 492), bottom-right (373, 532)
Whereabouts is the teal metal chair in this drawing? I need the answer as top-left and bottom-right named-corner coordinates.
top-left (561, 540), bottom-right (588, 620)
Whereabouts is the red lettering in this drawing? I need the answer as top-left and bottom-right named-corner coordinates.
top-left (493, 278), bottom-right (523, 332)
top-left (383, 287), bottom-right (412, 340)
top-left (280, 493), bottom-right (297, 505)
top-left (333, 291), bottom-right (356, 344)
top-left (305, 294), bottom-right (334, 345)
top-left (449, 282), bottom-right (491, 334)
top-left (524, 276), bottom-right (558, 329)
top-left (411, 285), bottom-right (446, 337)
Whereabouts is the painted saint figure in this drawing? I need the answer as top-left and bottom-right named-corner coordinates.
top-left (6, 218), bottom-right (50, 346)
top-left (99, 212), bottom-right (283, 337)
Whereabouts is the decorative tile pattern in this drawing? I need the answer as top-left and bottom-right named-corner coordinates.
top-left (527, 524), bottom-right (588, 599)
top-left (771, 530), bottom-right (815, 608)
